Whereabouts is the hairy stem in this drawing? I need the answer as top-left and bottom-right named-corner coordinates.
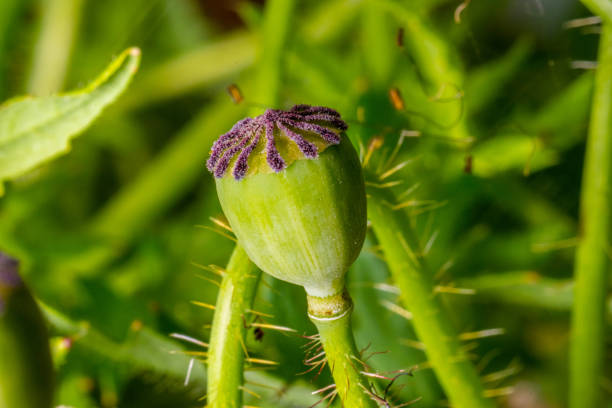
top-left (206, 245), bottom-right (259, 408)
top-left (367, 187), bottom-right (495, 408)
top-left (569, 22), bottom-right (612, 408)
top-left (307, 289), bottom-right (377, 408)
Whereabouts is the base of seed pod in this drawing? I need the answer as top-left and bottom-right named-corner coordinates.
top-left (307, 289), bottom-right (378, 408)
top-left (307, 288), bottom-right (352, 320)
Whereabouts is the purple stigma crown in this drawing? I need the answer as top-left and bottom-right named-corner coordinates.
top-left (207, 105), bottom-right (348, 180)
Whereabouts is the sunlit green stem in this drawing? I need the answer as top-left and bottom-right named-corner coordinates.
top-left (206, 245), bottom-right (259, 408)
top-left (307, 290), bottom-right (377, 408)
top-left (569, 22), bottom-right (612, 408)
top-left (367, 187), bottom-right (494, 408)
top-left (28, 0), bottom-right (84, 95)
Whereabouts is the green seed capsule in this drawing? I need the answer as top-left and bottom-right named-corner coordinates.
top-left (208, 106), bottom-right (366, 297)
top-left (0, 254), bottom-right (54, 408)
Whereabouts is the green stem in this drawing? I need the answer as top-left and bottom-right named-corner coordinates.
top-left (256, 0), bottom-right (296, 108)
top-left (375, 0), bottom-right (471, 145)
top-left (581, 0), bottom-right (612, 25)
top-left (206, 245), bottom-right (259, 408)
top-left (307, 290), bottom-right (377, 408)
top-left (367, 187), bottom-right (495, 408)
top-left (569, 22), bottom-right (612, 408)
top-left (0, 0), bottom-right (24, 99)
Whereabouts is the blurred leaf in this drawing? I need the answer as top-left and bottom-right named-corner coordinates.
top-left (361, 3), bottom-right (396, 86)
top-left (376, 0), bottom-right (472, 143)
top-left (459, 270), bottom-right (612, 320)
top-left (455, 73), bottom-right (593, 178)
top-left (458, 271), bottom-right (575, 311)
top-left (118, 32), bottom-right (256, 110)
top-left (377, 0), bottom-right (462, 90)
top-left (0, 47), bottom-right (141, 196)
top-left (300, 0), bottom-right (361, 45)
top-left (91, 95), bottom-right (246, 240)
top-left (243, 372), bottom-right (320, 407)
top-left (42, 302), bottom-right (206, 385)
top-left (55, 374), bottom-right (98, 408)
top-left (158, 0), bottom-right (210, 51)
top-left (528, 72), bottom-right (593, 147)
top-left (466, 38), bottom-right (533, 114)
top-left (472, 133), bottom-right (559, 177)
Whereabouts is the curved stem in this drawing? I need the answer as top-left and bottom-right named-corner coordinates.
top-left (570, 23), bottom-right (612, 408)
top-left (206, 245), bottom-right (260, 408)
top-left (367, 187), bottom-right (494, 408)
top-left (307, 290), bottom-right (377, 408)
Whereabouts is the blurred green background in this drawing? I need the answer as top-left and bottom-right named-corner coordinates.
top-left (0, 0), bottom-right (610, 406)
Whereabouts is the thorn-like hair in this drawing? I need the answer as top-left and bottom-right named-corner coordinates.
top-left (207, 105), bottom-right (347, 180)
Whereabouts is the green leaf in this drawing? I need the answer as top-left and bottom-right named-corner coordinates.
top-left (0, 47), bottom-right (141, 196)
top-left (118, 32), bottom-right (255, 111)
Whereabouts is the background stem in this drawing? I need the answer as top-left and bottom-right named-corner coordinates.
top-left (206, 0), bottom-right (295, 404)
top-left (27, 0), bottom-right (84, 95)
top-left (206, 245), bottom-right (259, 408)
top-left (308, 291), bottom-right (377, 408)
top-left (569, 22), bottom-right (612, 408)
top-left (256, 0), bottom-right (296, 109)
top-left (367, 187), bottom-right (495, 408)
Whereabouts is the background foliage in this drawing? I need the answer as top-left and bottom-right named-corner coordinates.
top-left (0, 0), bottom-right (610, 407)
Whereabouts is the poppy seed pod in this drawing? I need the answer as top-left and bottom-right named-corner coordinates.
top-left (208, 105), bottom-right (366, 298)
top-left (0, 254), bottom-right (54, 408)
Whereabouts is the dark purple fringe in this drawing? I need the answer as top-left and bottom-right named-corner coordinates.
top-left (207, 105), bottom-right (347, 179)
